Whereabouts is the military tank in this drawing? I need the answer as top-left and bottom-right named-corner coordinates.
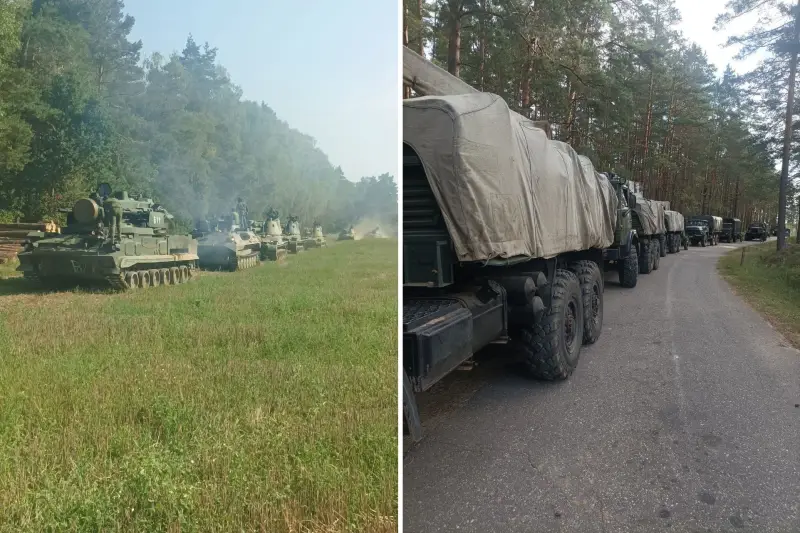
top-left (16, 183), bottom-right (198, 290)
top-left (195, 211), bottom-right (262, 271)
top-left (257, 209), bottom-right (289, 261)
top-left (283, 215), bottom-right (304, 253)
top-left (338, 226), bottom-right (356, 241)
top-left (363, 226), bottom-right (385, 239)
top-left (303, 221), bottom-right (327, 249)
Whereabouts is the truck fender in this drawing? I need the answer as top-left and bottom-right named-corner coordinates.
top-left (624, 230), bottom-right (637, 257)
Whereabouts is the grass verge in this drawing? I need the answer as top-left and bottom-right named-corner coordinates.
top-left (0, 239), bottom-right (397, 532)
top-left (718, 242), bottom-right (800, 348)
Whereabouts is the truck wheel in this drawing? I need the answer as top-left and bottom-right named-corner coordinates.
top-left (638, 241), bottom-right (652, 274)
top-left (618, 247), bottom-right (638, 288)
top-left (516, 269), bottom-right (583, 380)
top-left (652, 241), bottom-right (660, 270)
top-left (570, 260), bottom-right (603, 345)
top-left (659, 235), bottom-right (667, 257)
top-left (701, 238), bottom-right (706, 247)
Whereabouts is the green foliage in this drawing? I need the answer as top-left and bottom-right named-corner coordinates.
top-left (0, 0), bottom-right (395, 230)
top-left (719, 242), bottom-right (800, 347)
top-left (410, 0), bottom-right (780, 224)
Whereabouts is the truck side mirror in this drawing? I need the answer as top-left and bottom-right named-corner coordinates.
top-left (627, 193), bottom-right (637, 209)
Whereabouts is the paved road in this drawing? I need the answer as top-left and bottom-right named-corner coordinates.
top-left (403, 240), bottom-right (800, 533)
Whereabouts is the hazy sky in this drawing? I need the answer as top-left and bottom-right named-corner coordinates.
top-left (673, 0), bottom-right (763, 74)
top-left (124, 0), bottom-right (399, 182)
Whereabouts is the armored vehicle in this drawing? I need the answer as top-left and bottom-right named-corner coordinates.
top-left (196, 211), bottom-right (262, 271)
top-left (257, 209), bottom-right (289, 261)
top-left (303, 221), bottom-right (327, 248)
top-left (338, 226), bottom-right (356, 240)
top-left (282, 215), bottom-right (304, 253)
top-left (664, 210), bottom-right (685, 253)
top-left (745, 222), bottom-right (768, 241)
top-left (403, 95), bottom-right (617, 440)
top-left (630, 192), bottom-right (665, 274)
top-left (17, 183), bottom-right (198, 290)
top-left (599, 172), bottom-right (639, 288)
top-left (363, 226), bottom-right (385, 239)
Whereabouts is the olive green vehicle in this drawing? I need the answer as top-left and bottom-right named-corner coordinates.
top-left (196, 212), bottom-right (262, 271)
top-left (17, 183), bottom-right (198, 290)
top-left (256, 209), bottom-right (289, 261)
top-left (338, 226), bottom-right (356, 240)
top-left (283, 215), bottom-right (304, 253)
top-left (601, 172), bottom-right (639, 288)
top-left (303, 221), bottom-right (327, 248)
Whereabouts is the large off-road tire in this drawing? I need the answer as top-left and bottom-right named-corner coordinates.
top-left (570, 260), bottom-right (603, 345)
top-left (516, 269), bottom-right (584, 380)
top-left (618, 246), bottom-right (638, 288)
top-left (652, 240), bottom-right (661, 270)
top-left (659, 235), bottom-right (667, 257)
top-left (701, 237), bottom-right (707, 247)
top-left (638, 241), bottom-right (652, 274)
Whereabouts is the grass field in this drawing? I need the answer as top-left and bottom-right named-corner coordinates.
top-left (0, 239), bottom-right (397, 532)
top-left (718, 241), bottom-right (800, 348)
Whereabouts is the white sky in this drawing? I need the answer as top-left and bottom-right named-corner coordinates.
top-left (673, 0), bottom-right (763, 75)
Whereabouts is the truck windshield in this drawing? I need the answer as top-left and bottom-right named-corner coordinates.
top-left (689, 220), bottom-right (708, 226)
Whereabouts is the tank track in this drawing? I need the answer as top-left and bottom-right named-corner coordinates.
top-left (234, 252), bottom-right (261, 271)
top-left (118, 263), bottom-right (198, 291)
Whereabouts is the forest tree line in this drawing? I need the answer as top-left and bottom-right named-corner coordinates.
top-left (404, 0), bottom-right (800, 226)
top-left (0, 0), bottom-right (397, 231)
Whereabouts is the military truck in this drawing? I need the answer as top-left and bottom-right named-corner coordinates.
top-left (403, 94), bottom-right (618, 439)
top-left (745, 222), bottom-right (768, 241)
top-left (17, 183), bottom-right (198, 290)
top-left (720, 218), bottom-right (742, 243)
top-left (630, 192), bottom-right (665, 273)
top-left (664, 210), bottom-right (685, 253)
top-left (651, 201), bottom-right (671, 258)
top-left (597, 172), bottom-right (639, 288)
top-left (283, 215), bottom-right (304, 253)
top-left (686, 215), bottom-right (722, 246)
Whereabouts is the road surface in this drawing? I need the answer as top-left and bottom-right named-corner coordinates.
top-left (403, 239), bottom-right (800, 532)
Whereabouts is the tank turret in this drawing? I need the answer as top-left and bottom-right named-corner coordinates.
top-left (253, 208), bottom-right (288, 261)
top-left (303, 220), bottom-right (327, 249)
top-left (282, 215), bottom-right (304, 254)
top-left (16, 183), bottom-right (199, 290)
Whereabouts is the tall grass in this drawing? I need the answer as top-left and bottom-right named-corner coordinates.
top-left (0, 239), bottom-right (397, 532)
top-left (718, 242), bottom-right (800, 348)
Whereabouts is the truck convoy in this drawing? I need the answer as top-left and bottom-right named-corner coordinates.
top-left (401, 93), bottom-right (692, 441)
top-left (400, 49), bottom-right (751, 443)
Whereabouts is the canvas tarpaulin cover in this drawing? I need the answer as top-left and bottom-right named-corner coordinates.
top-left (403, 93), bottom-right (617, 262)
top-left (632, 193), bottom-right (665, 235)
top-left (664, 210), bottom-right (684, 232)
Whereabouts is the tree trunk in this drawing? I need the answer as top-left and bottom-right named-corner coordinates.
top-left (778, 0), bottom-right (800, 250)
top-left (417, 0), bottom-right (425, 55)
top-left (446, 1), bottom-right (462, 76)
